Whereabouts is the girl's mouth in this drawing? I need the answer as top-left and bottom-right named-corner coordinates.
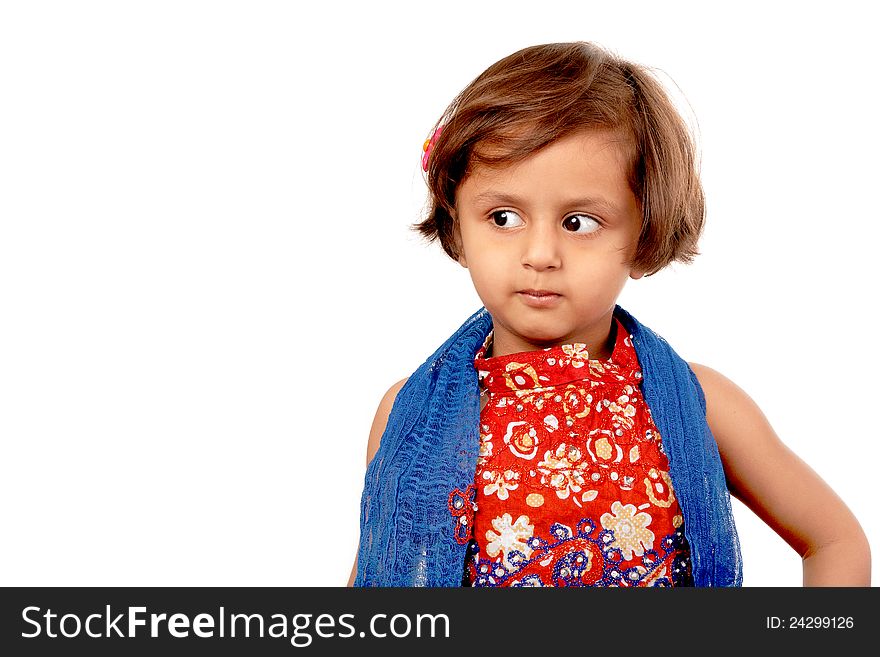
top-left (517, 290), bottom-right (561, 307)
top-left (519, 288), bottom-right (559, 297)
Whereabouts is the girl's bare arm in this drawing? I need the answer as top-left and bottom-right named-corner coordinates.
top-left (690, 363), bottom-right (870, 586)
top-left (346, 377), bottom-right (409, 586)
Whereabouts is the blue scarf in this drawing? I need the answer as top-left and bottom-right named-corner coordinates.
top-left (354, 305), bottom-right (742, 586)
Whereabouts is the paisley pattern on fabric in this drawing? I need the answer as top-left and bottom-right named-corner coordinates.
top-left (460, 318), bottom-right (694, 587)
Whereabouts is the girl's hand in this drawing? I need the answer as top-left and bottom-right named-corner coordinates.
top-left (689, 363), bottom-right (871, 586)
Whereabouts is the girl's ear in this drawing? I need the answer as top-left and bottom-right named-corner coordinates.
top-left (629, 269), bottom-right (645, 281)
top-left (452, 215), bottom-right (468, 268)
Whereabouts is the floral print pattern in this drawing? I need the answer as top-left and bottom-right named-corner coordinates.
top-left (600, 501), bottom-right (654, 561)
top-left (484, 513), bottom-right (535, 568)
top-left (463, 318), bottom-right (693, 587)
top-left (482, 469), bottom-right (520, 500)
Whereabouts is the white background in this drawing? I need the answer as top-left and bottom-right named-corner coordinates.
top-left (1, 0), bottom-right (876, 586)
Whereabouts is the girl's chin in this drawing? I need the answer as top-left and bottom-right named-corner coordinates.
top-left (492, 321), bottom-right (575, 348)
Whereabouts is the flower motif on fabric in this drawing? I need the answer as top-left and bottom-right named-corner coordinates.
top-left (600, 501), bottom-right (655, 560)
top-left (644, 468), bottom-right (676, 508)
top-left (503, 421), bottom-right (539, 459)
top-left (485, 513), bottom-right (534, 568)
top-left (586, 428), bottom-right (623, 464)
top-left (500, 361), bottom-right (544, 392)
top-left (447, 485), bottom-right (477, 545)
top-left (537, 444), bottom-right (589, 503)
top-left (477, 426), bottom-right (494, 466)
top-left (560, 343), bottom-right (590, 368)
top-left (482, 469), bottom-right (520, 500)
top-left (559, 384), bottom-right (592, 422)
top-left (543, 414), bottom-right (559, 432)
top-left (607, 385), bottom-right (638, 431)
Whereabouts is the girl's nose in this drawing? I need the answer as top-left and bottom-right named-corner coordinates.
top-left (521, 220), bottom-right (561, 271)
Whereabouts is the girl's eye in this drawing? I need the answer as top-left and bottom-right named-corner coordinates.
top-left (489, 210), bottom-right (601, 235)
top-left (562, 214), bottom-right (601, 235)
top-left (490, 210), bottom-right (524, 228)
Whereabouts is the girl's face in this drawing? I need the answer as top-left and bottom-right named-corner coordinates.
top-left (453, 128), bottom-right (644, 358)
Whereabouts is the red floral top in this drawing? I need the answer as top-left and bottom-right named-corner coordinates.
top-left (460, 318), bottom-right (693, 587)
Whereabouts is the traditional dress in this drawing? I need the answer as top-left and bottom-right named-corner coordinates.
top-left (461, 319), bottom-right (693, 586)
top-left (355, 306), bottom-right (742, 587)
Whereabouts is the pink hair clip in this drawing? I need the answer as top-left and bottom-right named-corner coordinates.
top-left (421, 125), bottom-right (443, 172)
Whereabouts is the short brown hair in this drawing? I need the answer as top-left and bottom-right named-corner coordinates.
top-left (411, 41), bottom-right (704, 276)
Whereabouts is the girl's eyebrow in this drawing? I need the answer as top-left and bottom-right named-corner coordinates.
top-left (470, 190), bottom-right (620, 214)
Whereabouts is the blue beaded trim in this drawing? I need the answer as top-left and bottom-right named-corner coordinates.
top-left (466, 522), bottom-right (693, 587)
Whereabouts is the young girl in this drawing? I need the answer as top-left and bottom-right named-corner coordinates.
top-left (347, 41), bottom-right (870, 587)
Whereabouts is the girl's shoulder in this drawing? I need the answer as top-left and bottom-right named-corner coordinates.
top-left (365, 377), bottom-right (409, 467)
top-left (687, 361), bottom-right (774, 488)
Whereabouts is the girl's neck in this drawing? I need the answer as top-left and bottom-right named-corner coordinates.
top-left (486, 317), bottom-right (617, 361)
